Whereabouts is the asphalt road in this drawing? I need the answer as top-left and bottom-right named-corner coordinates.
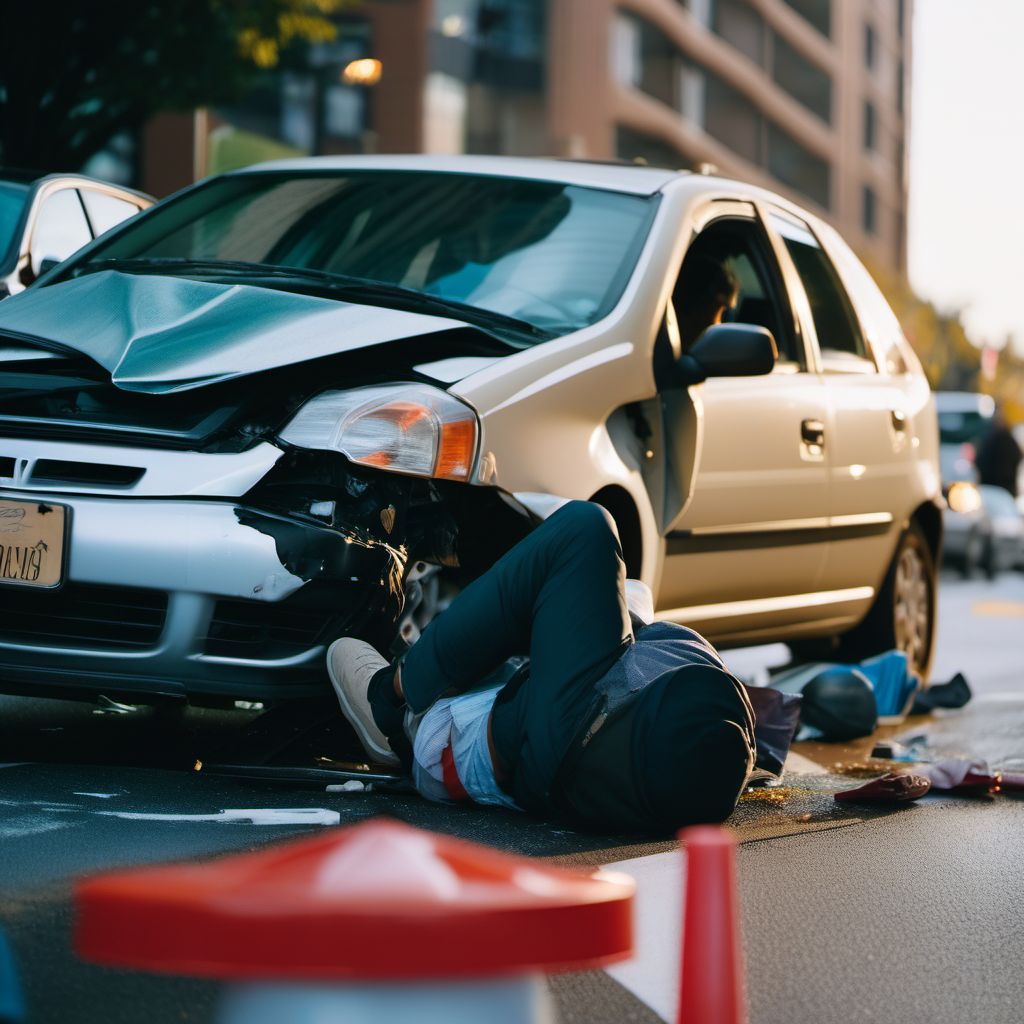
top-left (2, 570), bottom-right (1022, 1023)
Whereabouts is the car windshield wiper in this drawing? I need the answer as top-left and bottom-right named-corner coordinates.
top-left (74, 258), bottom-right (553, 345)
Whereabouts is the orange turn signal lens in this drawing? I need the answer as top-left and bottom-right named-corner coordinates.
top-left (435, 417), bottom-right (477, 480)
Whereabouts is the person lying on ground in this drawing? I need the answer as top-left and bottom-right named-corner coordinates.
top-left (328, 500), bottom-right (756, 835)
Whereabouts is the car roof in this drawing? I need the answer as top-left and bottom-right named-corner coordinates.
top-left (0, 169), bottom-right (152, 202)
top-left (240, 154), bottom-right (683, 196)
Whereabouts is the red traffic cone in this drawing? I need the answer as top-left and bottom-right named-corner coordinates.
top-left (677, 826), bottom-right (746, 1024)
top-left (75, 818), bottom-right (635, 1024)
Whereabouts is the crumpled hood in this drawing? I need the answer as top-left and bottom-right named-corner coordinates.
top-left (0, 271), bottom-right (468, 393)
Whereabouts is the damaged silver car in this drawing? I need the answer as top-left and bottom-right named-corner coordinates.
top-left (0, 156), bottom-right (942, 704)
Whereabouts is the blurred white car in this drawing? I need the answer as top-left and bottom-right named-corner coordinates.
top-left (0, 171), bottom-right (152, 298)
top-left (0, 156), bottom-right (943, 706)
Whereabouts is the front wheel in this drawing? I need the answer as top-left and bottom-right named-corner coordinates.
top-left (835, 522), bottom-right (937, 682)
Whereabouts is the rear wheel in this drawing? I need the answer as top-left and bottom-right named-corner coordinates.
top-left (835, 522), bottom-right (936, 681)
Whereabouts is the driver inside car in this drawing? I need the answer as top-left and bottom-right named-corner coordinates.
top-left (675, 254), bottom-right (740, 350)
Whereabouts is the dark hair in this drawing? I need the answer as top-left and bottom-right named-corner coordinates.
top-left (677, 255), bottom-right (739, 311)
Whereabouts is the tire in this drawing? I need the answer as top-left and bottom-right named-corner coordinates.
top-left (835, 521), bottom-right (937, 682)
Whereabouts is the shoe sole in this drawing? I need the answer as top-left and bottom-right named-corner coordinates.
top-left (326, 639), bottom-right (401, 768)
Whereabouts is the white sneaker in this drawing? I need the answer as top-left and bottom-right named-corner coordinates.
top-left (326, 638), bottom-right (400, 767)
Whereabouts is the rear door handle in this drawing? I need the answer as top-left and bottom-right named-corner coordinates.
top-left (891, 409), bottom-right (907, 432)
top-left (801, 419), bottom-right (826, 449)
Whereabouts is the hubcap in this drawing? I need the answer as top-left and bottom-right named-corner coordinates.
top-left (893, 545), bottom-right (930, 671)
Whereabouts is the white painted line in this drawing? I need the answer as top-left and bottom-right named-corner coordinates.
top-left (95, 808), bottom-right (341, 826)
top-left (604, 850), bottom-right (681, 1023)
top-left (0, 818), bottom-right (69, 840)
top-left (73, 792), bottom-right (119, 799)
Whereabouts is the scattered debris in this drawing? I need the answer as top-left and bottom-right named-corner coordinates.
top-left (870, 737), bottom-right (929, 762)
top-left (739, 787), bottom-right (798, 805)
top-left (918, 758), bottom-right (1024, 795)
top-left (834, 773), bottom-right (931, 804)
top-left (910, 672), bottom-right (972, 715)
top-left (325, 781), bottom-right (369, 793)
top-left (830, 761), bottom-right (897, 778)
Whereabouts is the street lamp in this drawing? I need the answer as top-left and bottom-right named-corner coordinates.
top-left (341, 58), bottom-right (383, 86)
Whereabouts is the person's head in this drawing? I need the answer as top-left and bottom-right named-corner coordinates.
top-left (633, 666), bottom-right (756, 831)
top-left (676, 255), bottom-right (740, 349)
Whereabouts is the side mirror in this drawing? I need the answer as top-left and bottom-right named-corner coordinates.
top-left (37, 256), bottom-right (62, 277)
top-left (677, 323), bottom-right (778, 385)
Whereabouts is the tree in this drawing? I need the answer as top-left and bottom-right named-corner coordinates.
top-left (0, 0), bottom-right (357, 172)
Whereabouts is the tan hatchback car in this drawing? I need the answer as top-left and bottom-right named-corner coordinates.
top-left (0, 156), bottom-right (941, 705)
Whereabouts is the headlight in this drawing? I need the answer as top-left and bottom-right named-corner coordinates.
top-left (279, 384), bottom-right (479, 482)
top-left (947, 481), bottom-right (982, 514)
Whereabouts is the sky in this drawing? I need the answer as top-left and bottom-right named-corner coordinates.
top-left (908, 0), bottom-right (1024, 353)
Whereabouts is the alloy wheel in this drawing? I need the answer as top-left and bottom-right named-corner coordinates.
top-left (893, 544), bottom-right (930, 672)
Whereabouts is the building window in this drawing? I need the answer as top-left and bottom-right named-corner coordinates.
top-left (767, 124), bottom-right (831, 209)
top-left (705, 71), bottom-right (763, 165)
top-left (612, 12), bottom-right (679, 108)
top-left (684, 0), bottom-right (713, 30)
top-left (897, 0), bottom-right (907, 38)
top-left (896, 59), bottom-right (905, 114)
top-left (712, 0), bottom-right (766, 67)
top-left (864, 22), bottom-right (877, 70)
top-left (771, 31), bottom-right (832, 123)
top-left (616, 125), bottom-right (691, 170)
top-left (862, 185), bottom-right (878, 234)
top-left (611, 14), bottom-right (641, 88)
top-left (863, 100), bottom-right (876, 151)
top-left (781, 0), bottom-right (831, 39)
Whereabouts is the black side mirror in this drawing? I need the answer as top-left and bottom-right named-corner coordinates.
top-left (37, 256), bottom-right (62, 277)
top-left (677, 323), bottom-right (778, 385)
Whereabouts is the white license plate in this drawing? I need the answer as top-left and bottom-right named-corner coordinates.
top-left (0, 498), bottom-right (69, 589)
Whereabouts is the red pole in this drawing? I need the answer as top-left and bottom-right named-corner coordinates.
top-left (677, 826), bottom-right (747, 1024)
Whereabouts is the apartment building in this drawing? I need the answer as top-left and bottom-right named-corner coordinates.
top-left (148, 0), bottom-right (911, 272)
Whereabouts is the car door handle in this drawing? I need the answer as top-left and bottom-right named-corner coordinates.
top-left (801, 419), bottom-right (826, 448)
top-left (891, 409), bottom-right (907, 432)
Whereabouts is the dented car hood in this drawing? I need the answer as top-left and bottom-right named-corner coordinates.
top-left (0, 271), bottom-right (469, 393)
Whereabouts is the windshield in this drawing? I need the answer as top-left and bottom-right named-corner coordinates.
top-left (70, 171), bottom-right (658, 334)
top-left (0, 181), bottom-right (30, 267)
top-left (937, 410), bottom-right (992, 445)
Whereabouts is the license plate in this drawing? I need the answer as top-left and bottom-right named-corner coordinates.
top-left (0, 498), bottom-right (69, 589)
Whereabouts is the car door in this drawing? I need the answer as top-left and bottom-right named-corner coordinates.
top-left (766, 210), bottom-right (911, 596)
top-left (26, 187), bottom-right (93, 279)
top-left (656, 199), bottom-right (832, 639)
top-left (79, 188), bottom-right (145, 238)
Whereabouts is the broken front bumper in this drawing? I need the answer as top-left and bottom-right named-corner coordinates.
top-left (0, 491), bottom-right (405, 702)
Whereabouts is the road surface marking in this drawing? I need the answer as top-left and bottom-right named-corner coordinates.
top-left (972, 600), bottom-right (1024, 617)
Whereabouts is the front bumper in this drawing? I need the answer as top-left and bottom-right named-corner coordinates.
top-left (0, 491), bottom-right (405, 701)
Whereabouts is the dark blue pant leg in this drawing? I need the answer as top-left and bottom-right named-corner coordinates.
top-left (400, 501), bottom-right (633, 801)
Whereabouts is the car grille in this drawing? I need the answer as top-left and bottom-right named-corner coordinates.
top-left (0, 582), bottom-right (167, 649)
top-left (205, 598), bottom-right (336, 659)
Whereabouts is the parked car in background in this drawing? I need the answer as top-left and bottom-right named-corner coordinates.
top-left (0, 156), bottom-right (942, 709)
top-left (943, 480), bottom-right (1024, 577)
top-left (934, 391), bottom-right (994, 485)
top-left (0, 171), bottom-right (152, 298)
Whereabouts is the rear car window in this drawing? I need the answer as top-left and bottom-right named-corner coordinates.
top-left (770, 213), bottom-right (870, 363)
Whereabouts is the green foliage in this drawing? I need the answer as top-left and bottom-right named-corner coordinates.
top-left (865, 258), bottom-right (1024, 424)
top-left (0, 0), bottom-right (357, 172)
